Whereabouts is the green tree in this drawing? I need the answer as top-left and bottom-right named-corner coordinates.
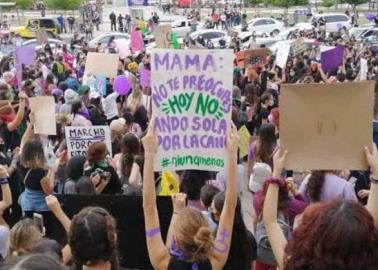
top-left (0, 0), bottom-right (33, 10)
top-left (45, 0), bottom-right (81, 10)
top-left (267, 0), bottom-right (309, 8)
top-left (249, 0), bottom-right (263, 5)
top-left (322, 0), bottom-right (335, 8)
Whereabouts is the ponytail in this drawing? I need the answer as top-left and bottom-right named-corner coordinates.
top-left (307, 171), bottom-right (326, 203)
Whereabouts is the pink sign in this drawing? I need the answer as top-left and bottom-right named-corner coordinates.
top-left (130, 29), bottom-right (144, 53)
top-left (140, 68), bottom-right (150, 88)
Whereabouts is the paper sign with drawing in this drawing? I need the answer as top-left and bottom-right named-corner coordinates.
top-left (151, 49), bottom-right (233, 171)
top-left (280, 82), bottom-right (374, 170)
top-left (154, 24), bottom-right (172, 49)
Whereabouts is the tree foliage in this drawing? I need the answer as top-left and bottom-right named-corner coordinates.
top-left (266, 0), bottom-right (309, 8)
top-left (322, 0), bottom-right (334, 8)
top-left (0, 0), bottom-right (33, 10)
top-left (45, 0), bottom-right (81, 10)
top-left (340, 0), bottom-right (369, 6)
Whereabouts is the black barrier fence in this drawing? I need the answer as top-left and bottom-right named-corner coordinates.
top-left (53, 195), bottom-right (173, 270)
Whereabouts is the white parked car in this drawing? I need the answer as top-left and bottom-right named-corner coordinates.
top-left (234, 17), bottom-right (284, 36)
top-left (255, 27), bottom-right (301, 48)
top-left (170, 19), bottom-right (203, 38)
top-left (312, 13), bottom-right (352, 32)
top-left (349, 23), bottom-right (374, 39)
top-left (88, 32), bottom-right (129, 49)
top-left (189, 29), bottom-right (230, 48)
top-left (21, 38), bottom-right (68, 49)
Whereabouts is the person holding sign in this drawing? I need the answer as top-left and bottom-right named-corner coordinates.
top-left (142, 121), bottom-right (240, 270)
top-left (262, 147), bottom-right (378, 270)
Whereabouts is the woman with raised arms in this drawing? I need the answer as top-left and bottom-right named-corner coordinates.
top-left (263, 146), bottom-right (378, 270)
top-left (142, 120), bottom-right (239, 270)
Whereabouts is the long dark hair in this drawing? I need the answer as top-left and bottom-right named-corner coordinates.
top-left (306, 171), bottom-right (326, 203)
top-left (214, 193), bottom-right (256, 270)
top-left (121, 133), bottom-right (141, 177)
top-left (256, 124), bottom-right (276, 166)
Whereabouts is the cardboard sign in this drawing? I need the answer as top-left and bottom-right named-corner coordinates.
top-left (151, 49), bottom-right (233, 171)
top-left (280, 82), bottom-right (374, 170)
top-left (238, 125), bottom-right (251, 158)
top-left (29, 96), bottom-right (56, 135)
top-left (235, 49), bottom-right (268, 68)
top-left (276, 42), bottom-right (291, 69)
top-left (65, 126), bottom-right (112, 157)
top-left (291, 38), bottom-right (308, 56)
top-left (320, 45), bottom-right (344, 72)
top-left (85, 53), bottom-right (119, 78)
top-left (154, 24), bottom-right (172, 49)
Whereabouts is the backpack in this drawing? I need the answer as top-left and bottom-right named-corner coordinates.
top-left (255, 212), bottom-right (291, 266)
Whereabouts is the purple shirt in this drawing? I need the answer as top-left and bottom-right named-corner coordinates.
top-left (299, 173), bottom-right (357, 203)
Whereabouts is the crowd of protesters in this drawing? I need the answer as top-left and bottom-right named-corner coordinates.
top-left (0, 6), bottom-right (377, 270)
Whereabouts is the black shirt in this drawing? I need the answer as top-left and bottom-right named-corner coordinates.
top-left (23, 168), bottom-right (47, 191)
top-left (168, 256), bottom-right (212, 270)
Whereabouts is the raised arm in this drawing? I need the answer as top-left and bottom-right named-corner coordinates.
top-left (211, 124), bottom-right (239, 269)
top-left (262, 149), bottom-right (288, 270)
top-left (7, 91), bottom-right (27, 132)
top-left (142, 121), bottom-right (170, 270)
top-left (365, 144), bottom-right (378, 227)
top-left (45, 195), bottom-right (71, 233)
top-left (0, 165), bottom-right (12, 213)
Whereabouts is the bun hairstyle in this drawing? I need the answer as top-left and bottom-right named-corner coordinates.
top-left (174, 208), bottom-right (213, 262)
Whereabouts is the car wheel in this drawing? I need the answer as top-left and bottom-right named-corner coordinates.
top-left (271, 29), bottom-right (279, 36)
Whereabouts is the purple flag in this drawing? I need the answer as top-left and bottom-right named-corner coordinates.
top-left (365, 13), bottom-right (376, 21)
top-left (321, 46), bottom-right (344, 72)
top-left (15, 46), bottom-right (36, 66)
top-left (140, 68), bottom-right (151, 88)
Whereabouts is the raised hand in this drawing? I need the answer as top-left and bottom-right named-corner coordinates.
top-left (142, 118), bottom-right (158, 156)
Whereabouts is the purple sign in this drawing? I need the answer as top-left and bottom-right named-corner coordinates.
top-left (321, 46), bottom-right (344, 72)
top-left (140, 68), bottom-right (151, 88)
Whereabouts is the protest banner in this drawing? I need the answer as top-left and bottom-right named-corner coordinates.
top-left (151, 49), bottom-right (233, 171)
top-left (65, 126), bottom-right (112, 157)
top-left (29, 96), bottom-right (56, 135)
top-left (280, 82), bottom-right (374, 170)
top-left (244, 49), bottom-right (269, 68)
top-left (130, 28), bottom-right (144, 53)
top-left (291, 38), bottom-right (308, 56)
top-left (85, 53), bottom-right (119, 78)
top-left (15, 46), bottom-right (36, 90)
top-left (320, 45), bottom-right (344, 72)
top-left (154, 24), bottom-right (172, 49)
top-left (237, 125), bottom-right (251, 158)
top-left (276, 42), bottom-right (291, 69)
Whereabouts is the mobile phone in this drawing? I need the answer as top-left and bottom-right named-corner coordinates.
top-left (33, 213), bottom-right (45, 236)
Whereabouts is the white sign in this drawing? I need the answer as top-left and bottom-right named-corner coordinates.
top-left (65, 126), bottom-right (112, 157)
top-left (276, 42), bottom-right (291, 69)
top-left (360, 58), bottom-right (368, 81)
top-left (151, 49), bottom-right (233, 171)
top-left (29, 96), bottom-right (56, 135)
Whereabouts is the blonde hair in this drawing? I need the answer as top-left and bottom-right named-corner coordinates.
top-left (10, 219), bottom-right (41, 256)
top-left (174, 208), bottom-right (213, 262)
top-left (127, 87), bottom-right (143, 114)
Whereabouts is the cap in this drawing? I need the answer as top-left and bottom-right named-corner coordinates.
top-left (89, 91), bottom-right (101, 100)
top-left (110, 118), bottom-right (126, 133)
top-left (249, 163), bottom-right (272, 193)
top-left (52, 88), bottom-right (63, 97)
top-left (78, 85), bottom-right (90, 96)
